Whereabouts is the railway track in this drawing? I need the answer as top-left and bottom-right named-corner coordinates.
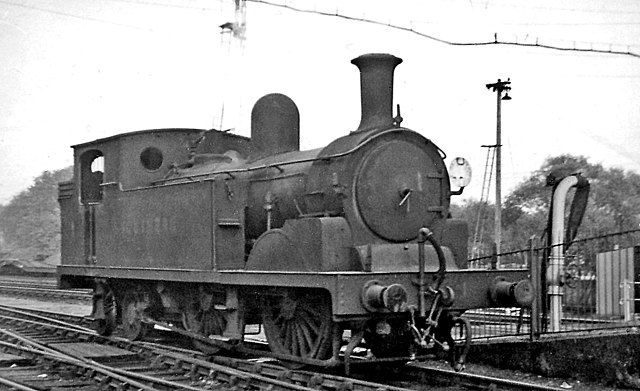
top-left (0, 305), bottom-right (418, 391)
top-left (0, 280), bottom-right (594, 391)
top-left (0, 276), bottom-right (91, 303)
top-left (0, 304), bottom-right (574, 391)
top-left (0, 275), bottom-right (57, 287)
top-left (404, 364), bottom-right (569, 391)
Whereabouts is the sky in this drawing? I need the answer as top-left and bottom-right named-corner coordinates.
top-left (0, 0), bottom-right (639, 205)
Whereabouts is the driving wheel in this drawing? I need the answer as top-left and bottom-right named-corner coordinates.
top-left (261, 290), bottom-right (334, 367)
top-left (93, 281), bottom-right (116, 336)
top-left (121, 293), bottom-right (153, 340)
top-left (182, 303), bottom-right (226, 354)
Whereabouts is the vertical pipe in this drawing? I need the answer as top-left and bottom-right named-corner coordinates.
top-left (548, 175), bottom-right (579, 332)
top-left (529, 236), bottom-right (540, 340)
top-left (417, 228), bottom-right (447, 318)
top-left (418, 229), bottom-right (428, 317)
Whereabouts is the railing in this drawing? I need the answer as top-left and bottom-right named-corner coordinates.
top-left (620, 279), bottom-right (640, 322)
top-left (462, 229), bottom-right (640, 341)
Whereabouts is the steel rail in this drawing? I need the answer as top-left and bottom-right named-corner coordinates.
top-left (0, 304), bottom-right (93, 333)
top-left (1, 307), bottom-right (415, 391)
top-left (0, 318), bottom-right (281, 391)
top-left (407, 363), bottom-right (566, 391)
top-left (0, 375), bottom-right (41, 391)
top-left (0, 336), bottom-right (160, 391)
top-left (0, 284), bottom-right (92, 301)
top-left (1, 304), bottom-right (574, 391)
top-left (0, 278), bottom-right (57, 288)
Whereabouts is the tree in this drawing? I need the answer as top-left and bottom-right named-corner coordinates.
top-left (0, 204), bottom-right (5, 256)
top-left (452, 154), bottom-right (640, 258)
top-left (0, 167), bottom-right (73, 259)
top-left (502, 154), bottom-right (640, 250)
top-left (450, 199), bottom-right (495, 258)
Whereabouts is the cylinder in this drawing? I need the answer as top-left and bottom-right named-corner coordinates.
top-left (351, 53), bottom-right (402, 132)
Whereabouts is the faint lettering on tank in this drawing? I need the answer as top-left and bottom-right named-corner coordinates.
top-left (121, 215), bottom-right (177, 239)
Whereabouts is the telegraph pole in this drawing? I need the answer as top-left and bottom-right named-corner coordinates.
top-left (486, 79), bottom-right (511, 263)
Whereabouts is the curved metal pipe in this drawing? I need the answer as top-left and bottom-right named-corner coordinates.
top-left (548, 174), bottom-right (579, 332)
top-left (418, 228), bottom-right (447, 317)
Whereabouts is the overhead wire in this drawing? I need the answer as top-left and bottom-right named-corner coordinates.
top-left (246, 0), bottom-right (640, 59)
top-left (3, 0), bottom-right (637, 58)
top-left (409, 19), bottom-right (640, 26)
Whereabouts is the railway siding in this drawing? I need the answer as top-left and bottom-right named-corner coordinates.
top-left (0, 303), bottom-right (595, 391)
top-left (0, 305), bottom-right (422, 391)
top-left (0, 283), bottom-right (627, 390)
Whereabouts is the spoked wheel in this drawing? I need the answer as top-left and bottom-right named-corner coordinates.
top-left (182, 304), bottom-right (226, 355)
top-left (121, 293), bottom-right (153, 340)
top-left (94, 283), bottom-right (116, 337)
top-left (261, 290), bottom-right (334, 367)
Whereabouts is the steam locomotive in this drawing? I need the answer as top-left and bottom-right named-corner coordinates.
top-left (58, 53), bottom-right (532, 370)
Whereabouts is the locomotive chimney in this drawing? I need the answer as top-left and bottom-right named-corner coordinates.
top-left (351, 53), bottom-right (403, 132)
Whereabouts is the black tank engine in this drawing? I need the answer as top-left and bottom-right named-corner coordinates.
top-left (58, 53), bottom-right (532, 369)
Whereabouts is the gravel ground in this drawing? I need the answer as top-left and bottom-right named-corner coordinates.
top-left (425, 359), bottom-right (621, 391)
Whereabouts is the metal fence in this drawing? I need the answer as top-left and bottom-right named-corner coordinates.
top-left (462, 229), bottom-right (640, 341)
